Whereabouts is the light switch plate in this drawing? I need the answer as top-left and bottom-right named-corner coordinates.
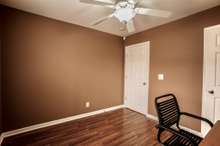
top-left (158, 74), bottom-right (164, 80)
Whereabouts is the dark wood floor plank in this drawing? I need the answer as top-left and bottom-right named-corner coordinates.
top-left (2, 108), bottom-right (169, 146)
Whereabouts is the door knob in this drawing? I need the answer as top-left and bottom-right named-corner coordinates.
top-left (208, 90), bottom-right (214, 94)
top-left (143, 82), bottom-right (146, 86)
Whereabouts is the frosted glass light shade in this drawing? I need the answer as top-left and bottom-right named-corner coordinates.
top-left (114, 8), bottom-right (136, 22)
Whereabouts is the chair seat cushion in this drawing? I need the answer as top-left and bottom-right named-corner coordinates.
top-left (164, 129), bottom-right (202, 146)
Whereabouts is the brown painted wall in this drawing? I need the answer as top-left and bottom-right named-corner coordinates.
top-left (125, 6), bottom-right (220, 131)
top-left (0, 5), bottom-right (2, 134)
top-left (1, 6), bottom-right (124, 132)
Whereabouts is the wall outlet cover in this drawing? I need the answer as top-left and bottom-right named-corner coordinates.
top-left (85, 102), bottom-right (90, 108)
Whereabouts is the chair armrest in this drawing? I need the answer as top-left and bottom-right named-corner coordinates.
top-left (180, 112), bottom-right (214, 128)
top-left (156, 124), bottom-right (197, 146)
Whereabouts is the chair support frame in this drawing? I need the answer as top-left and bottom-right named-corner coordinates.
top-left (155, 94), bottom-right (213, 146)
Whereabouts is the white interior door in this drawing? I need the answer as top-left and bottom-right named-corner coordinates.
top-left (202, 24), bottom-right (220, 136)
top-left (124, 42), bottom-right (150, 115)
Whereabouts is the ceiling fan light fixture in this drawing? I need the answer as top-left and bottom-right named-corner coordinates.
top-left (80, 0), bottom-right (172, 34)
top-left (113, 1), bottom-right (136, 22)
top-left (114, 8), bottom-right (136, 22)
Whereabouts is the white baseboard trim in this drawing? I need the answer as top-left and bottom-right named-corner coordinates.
top-left (146, 113), bottom-right (158, 121)
top-left (146, 113), bottom-right (203, 137)
top-left (0, 105), bottom-right (125, 145)
top-left (178, 125), bottom-right (203, 137)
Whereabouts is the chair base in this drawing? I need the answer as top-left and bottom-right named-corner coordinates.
top-left (163, 129), bottom-right (202, 146)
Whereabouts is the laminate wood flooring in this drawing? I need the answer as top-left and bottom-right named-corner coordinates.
top-left (2, 108), bottom-right (170, 146)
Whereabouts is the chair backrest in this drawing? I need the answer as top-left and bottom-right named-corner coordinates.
top-left (155, 94), bottom-right (180, 127)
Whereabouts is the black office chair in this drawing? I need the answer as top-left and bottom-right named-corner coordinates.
top-left (155, 94), bottom-right (213, 146)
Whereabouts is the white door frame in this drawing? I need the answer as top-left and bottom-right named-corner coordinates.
top-left (202, 24), bottom-right (220, 136)
top-left (124, 41), bottom-right (150, 116)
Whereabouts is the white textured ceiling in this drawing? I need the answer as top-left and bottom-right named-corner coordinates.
top-left (0, 0), bottom-right (220, 36)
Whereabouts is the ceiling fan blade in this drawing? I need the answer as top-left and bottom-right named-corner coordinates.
top-left (135, 8), bottom-right (171, 18)
top-left (127, 0), bottom-right (138, 4)
top-left (79, 0), bottom-right (115, 6)
top-left (92, 14), bottom-right (114, 26)
top-left (127, 20), bottom-right (136, 33)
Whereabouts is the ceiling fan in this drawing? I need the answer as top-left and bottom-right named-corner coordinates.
top-left (79, 0), bottom-right (171, 33)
